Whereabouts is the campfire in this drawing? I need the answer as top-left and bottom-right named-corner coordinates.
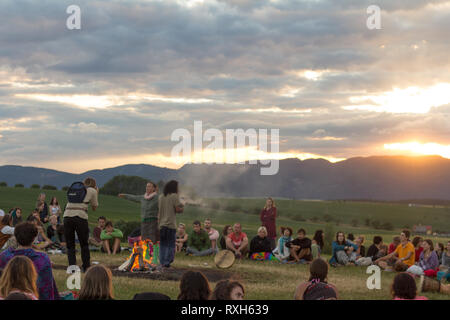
top-left (119, 239), bottom-right (159, 272)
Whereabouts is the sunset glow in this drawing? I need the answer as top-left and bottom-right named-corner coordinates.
top-left (384, 142), bottom-right (450, 159)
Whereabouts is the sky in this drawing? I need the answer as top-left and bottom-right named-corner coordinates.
top-left (1, 0), bottom-right (450, 173)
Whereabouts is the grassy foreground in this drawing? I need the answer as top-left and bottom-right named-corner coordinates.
top-left (49, 251), bottom-right (448, 300)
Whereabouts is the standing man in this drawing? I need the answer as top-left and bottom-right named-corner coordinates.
top-left (158, 180), bottom-right (183, 269)
top-left (260, 198), bottom-right (277, 250)
top-left (204, 218), bottom-right (219, 253)
top-left (63, 177), bottom-right (98, 273)
top-left (118, 181), bottom-right (159, 243)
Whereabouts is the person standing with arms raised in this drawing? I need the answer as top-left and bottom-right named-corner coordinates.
top-left (158, 180), bottom-right (184, 269)
top-left (118, 181), bottom-right (159, 243)
top-left (260, 197), bottom-right (277, 250)
top-left (63, 177), bottom-right (98, 273)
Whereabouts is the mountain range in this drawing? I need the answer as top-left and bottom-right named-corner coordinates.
top-left (1, 156), bottom-right (450, 200)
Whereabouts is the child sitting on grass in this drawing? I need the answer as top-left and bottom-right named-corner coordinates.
top-left (100, 221), bottom-right (123, 255)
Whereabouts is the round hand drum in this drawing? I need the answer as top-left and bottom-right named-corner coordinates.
top-left (214, 250), bottom-right (235, 269)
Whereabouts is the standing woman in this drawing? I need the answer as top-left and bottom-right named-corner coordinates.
top-left (63, 177), bottom-right (99, 273)
top-left (118, 181), bottom-right (159, 243)
top-left (158, 180), bottom-right (184, 269)
top-left (260, 197), bottom-right (277, 250)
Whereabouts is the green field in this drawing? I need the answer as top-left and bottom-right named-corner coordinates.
top-left (1, 186), bottom-right (449, 300)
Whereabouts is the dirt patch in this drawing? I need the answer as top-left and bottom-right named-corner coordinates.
top-left (52, 264), bottom-right (238, 282)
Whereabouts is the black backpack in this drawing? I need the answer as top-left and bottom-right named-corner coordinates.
top-left (67, 182), bottom-right (87, 203)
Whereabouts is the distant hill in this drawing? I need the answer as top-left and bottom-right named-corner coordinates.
top-left (0, 164), bottom-right (176, 189)
top-left (1, 156), bottom-right (450, 201)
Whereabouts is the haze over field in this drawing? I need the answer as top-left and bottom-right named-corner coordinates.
top-left (1, 1), bottom-right (450, 172)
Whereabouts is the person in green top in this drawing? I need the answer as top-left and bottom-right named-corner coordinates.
top-left (186, 221), bottom-right (214, 257)
top-left (100, 221), bottom-right (123, 255)
top-left (118, 181), bottom-right (159, 243)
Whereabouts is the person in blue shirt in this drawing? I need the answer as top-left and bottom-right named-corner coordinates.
top-left (329, 232), bottom-right (358, 266)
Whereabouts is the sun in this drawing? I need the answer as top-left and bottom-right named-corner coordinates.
top-left (384, 142), bottom-right (450, 159)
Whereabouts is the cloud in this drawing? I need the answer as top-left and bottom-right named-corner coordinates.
top-left (1, 0), bottom-right (450, 170)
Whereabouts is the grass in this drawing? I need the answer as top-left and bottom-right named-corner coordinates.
top-left (1, 186), bottom-right (449, 300)
top-left (50, 251), bottom-right (448, 300)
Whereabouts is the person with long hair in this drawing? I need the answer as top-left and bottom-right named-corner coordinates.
top-left (0, 214), bottom-right (15, 250)
top-left (412, 236), bottom-right (424, 263)
top-left (0, 256), bottom-right (39, 300)
top-left (158, 180), bottom-right (184, 269)
top-left (210, 280), bottom-right (245, 300)
top-left (391, 272), bottom-right (427, 300)
top-left (176, 223), bottom-right (188, 252)
top-left (273, 226), bottom-right (293, 262)
top-left (0, 222), bottom-right (59, 300)
top-left (63, 177), bottom-right (99, 272)
top-left (435, 242), bottom-right (444, 264)
top-left (260, 198), bottom-right (277, 250)
top-left (219, 225), bottom-right (232, 250)
top-left (329, 232), bottom-right (358, 266)
top-left (311, 230), bottom-right (324, 259)
top-left (118, 181), bottom-right (159, 243)
top-left (294, 258), bottom-right (338, 300)
top-left (49, 197), bottom-right (62, 223)
top-left (11, 207), bottom-right (23, 226)
top-left (79, 265), bottom-right (114, 300)
top-left (437, 241), bottom-right (450, 282)
top-left (178, 271), bottom-right (211, 300)
top-left (415, 239), bottom-right (439, 277)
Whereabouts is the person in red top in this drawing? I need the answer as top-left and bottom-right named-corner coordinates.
top-left (260, 198), bottom-right (277, 250)
top-left (226, 223), bottom-right (248, 259)
top-left (412, 236), bottom-right (423, 263)
top-left (388, 236), bottom-right (400, 254)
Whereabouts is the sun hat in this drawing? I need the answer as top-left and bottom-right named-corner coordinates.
top-left (0, 209), bottom-right (5, 217)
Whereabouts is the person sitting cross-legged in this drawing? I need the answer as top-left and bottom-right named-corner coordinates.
top-left (375, 229), bottom-right (415, 272)
top-left (272, 227), bottom-right (293, 262)
top-left (226, 223), bottom-right (249, 259)
top-left (88, 216), bottom-right (106, 248)
top-left (186, 221), bottom-right (214, 257)
top-left (329, 232), bottom-right (358, 267)
top-left (249, 227), bottom-right (275, 260)
top-left (100, 221), bottom-right (123, 255)
top-left (286, 228), bottom-right (313, 264)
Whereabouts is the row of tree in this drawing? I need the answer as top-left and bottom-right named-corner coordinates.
top-left (0, 182), bottom-right (59, 190)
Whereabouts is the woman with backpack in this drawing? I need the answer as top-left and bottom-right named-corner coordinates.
top-left (63, 178), bottom-right (99, 272)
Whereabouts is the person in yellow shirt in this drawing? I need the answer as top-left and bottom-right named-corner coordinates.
top-left (375, 230), bottom-right (415, 271)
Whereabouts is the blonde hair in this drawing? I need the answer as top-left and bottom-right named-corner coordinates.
top-left (258, 226), bottom-right (268, 235)
top-left (264, 197), bottom-right (275, 209)
top-left (0, 256), bottom-right (38, 299)
top-left (79, 265), bottom-right (114, 300)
